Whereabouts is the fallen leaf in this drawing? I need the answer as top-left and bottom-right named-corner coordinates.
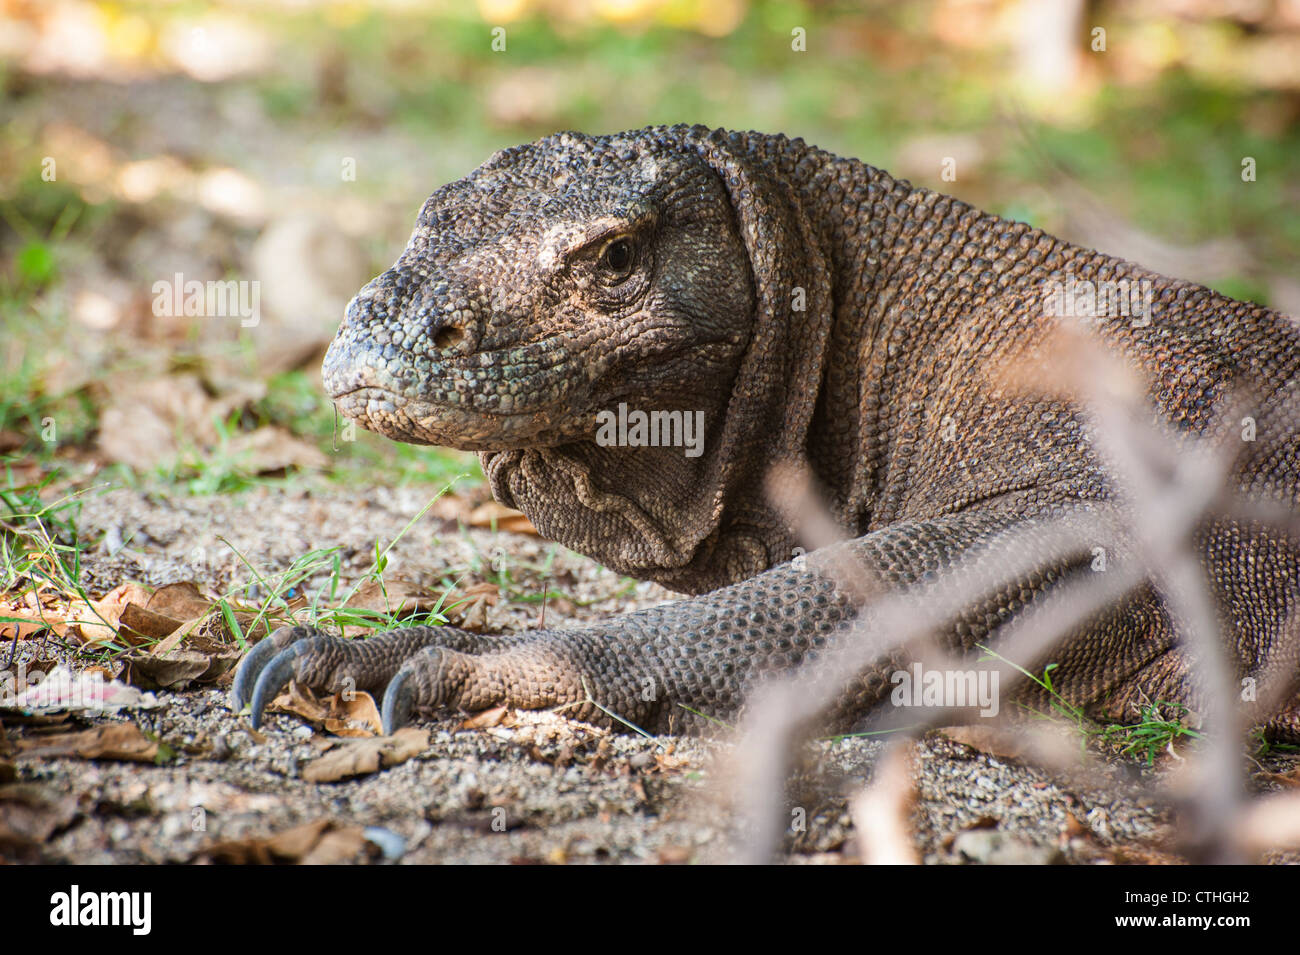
top-left (460, 704), bottom-right (509, 730)
top-left (226, 610), bottom-right (277, 645)
top-left (268, 681), bottom-right (330, 726)
top-left (120, 650), bottom-right (211, 690)
top-left (657, 845), bottom-right (694, 864)
top-left (1258, 768), bottom-right (1300, 789)
top-left (0, 614), bottom-right (56, 641)
top-left (937, 725), bottom-right (1027, 760)
top-left (118, 601), bottom-right (182, 643)
top-left (197, 819), bottom-right (374, 865)
top-left (149, 616), bottom-right (205, 656)
top-left (0, 783), bottom-right (80, 860)
top-left (66, 582), bottom-right (152, 646)
top-left (14, 723), bottom-right (159, 762)
top-left (145, 581), bottom-right (214, 620)
top-left (444, 581), bottom-right (499, 631)
top-left (97, 374), bottom-right (220, 472)
top-left (0, 585), bottom-right (71, 640)
top-left (98, 376), bottom-right (324, 475)
top-left (342, 577), bottom-right (441, 616)
top-left (301, 727), bottom-right (428, 782)
top-left (322, 691), bottom-right (382, 737)
top-left (225, 425), bottom-right (329, 473)
top-left (467, 501), bottom-right (537, 535)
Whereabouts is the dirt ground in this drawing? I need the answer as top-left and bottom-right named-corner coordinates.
top-left (4, 483), bottom-right (1297, 865)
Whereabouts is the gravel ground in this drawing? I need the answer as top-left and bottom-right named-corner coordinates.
top-left (4, 483), bottom-right (1297, 864)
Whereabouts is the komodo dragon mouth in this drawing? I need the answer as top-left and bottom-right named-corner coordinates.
top-left (322, 335), bottom-right (596, 450)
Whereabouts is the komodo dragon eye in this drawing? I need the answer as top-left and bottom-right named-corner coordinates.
top-left (598, 236), bottom-right (636, 279)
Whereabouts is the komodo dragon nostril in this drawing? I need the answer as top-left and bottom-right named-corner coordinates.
top-left (434, 324), bottom-right (467, 350)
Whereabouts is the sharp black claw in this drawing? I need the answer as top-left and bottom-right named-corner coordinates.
top-left (248, 645), bottom-right (305, 730)
top-left (381, 668), bottom-right (415, 736)
top-left (230, 637), bottom-right (285, 713)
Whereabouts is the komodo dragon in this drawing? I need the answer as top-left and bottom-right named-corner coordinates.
top-left (232, 125), bottom-right (1300, 741)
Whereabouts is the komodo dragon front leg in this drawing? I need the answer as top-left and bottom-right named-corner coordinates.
top-left (232, 504), bottom-right (1145, 735)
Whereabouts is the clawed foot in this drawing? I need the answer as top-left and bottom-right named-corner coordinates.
top-left (230, 624), bottom-right (585, 734)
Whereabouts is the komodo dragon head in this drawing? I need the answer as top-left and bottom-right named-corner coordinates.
top-left (323, 126), bottom-right (842, 592)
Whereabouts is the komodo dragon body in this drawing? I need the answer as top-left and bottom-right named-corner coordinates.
top-left (233, 125), bottom-right (1300, 740)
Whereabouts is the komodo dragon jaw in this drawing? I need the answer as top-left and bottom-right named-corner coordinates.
top-left (234, 125), bottom-right (1300, 744)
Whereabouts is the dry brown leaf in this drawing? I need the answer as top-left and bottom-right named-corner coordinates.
top-left (118, 601), bottom-right (182, 644)
top-left (97, 374), bottom-right (220, 472)
top-left (0, 783), bottom-right (80, 859)
top-left (322, 696), bottom-right (382, 738)
top-left (442, 580), bottom-right (500, 631)
top-left (301, 727), bottom-right (428, 782)
top-left (460, 704), bottom-right (509, 730)
top-left (125, 628), bottom-right (240, 688)
top-left (936, 725), bottom-right (1027, 760)
top-left (1, 586), bottom-right (72, 639)
top-left (342, 577), bottom-right (441, 616)
top-left (66, 583), bottom-right (152, 646)
top-left (467, 501), bottom-right (538, 535)
top-left (458, 581), bottom-right (500, 603)
top-left (225, 425), bottom-right (329, 473)
top-left (264, 819), bottom-right (332, 859)
top-left (268, 681), bottom-right (330, 726)
top-left (198, 819), bottom-right (373, 865)
top-left (97, 375), bottom-right (324, 475)
top-left (225, 613), bottom-right (275, 645)
top-left (1257, 768), bottom-right (1300, 789)
top-left (13, 723), bottom-right (158, 762)
top-left (0, 612), bottom-right (58, 641)
top-left (145, 581), bottom-right (214, 620)
top-left (322, 691), bottom-right (382, 737)
top-left (300, 827), bottom-right (373, 865)
top-left (150, 616), bottom-right (205, 656)
top-left (121, 649), bottom-right (211, 690)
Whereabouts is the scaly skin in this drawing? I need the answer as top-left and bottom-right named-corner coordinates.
top-left (232, 126), bottom-right (1300, 739)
